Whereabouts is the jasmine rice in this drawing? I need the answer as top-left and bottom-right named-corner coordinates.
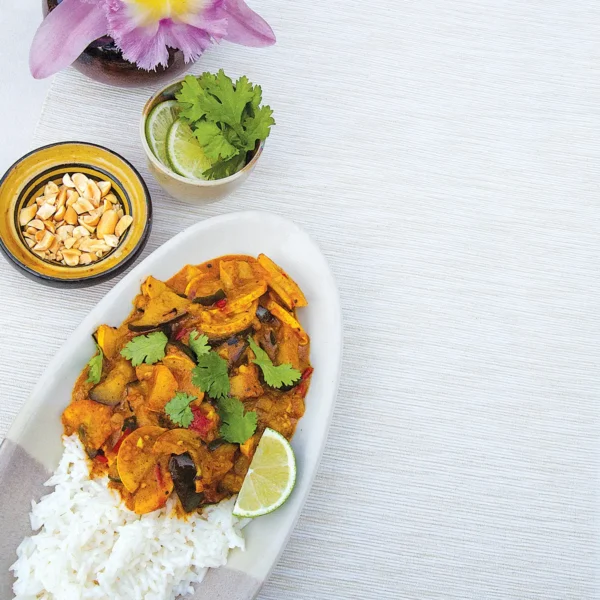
top-left (11, 435), bottom-right (245, 600)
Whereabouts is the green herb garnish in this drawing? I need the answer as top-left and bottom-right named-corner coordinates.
top-left (86, 345), bottom-right (103, 384)
top-left (176, 70), bottom-right (275, 180)
top-left (120, 331), bottom-right (168, 367)
top-left (165, 392), bottom-right (197, 427)
top-left (217, 397), bottom-right (257, 444)
top-left (188, 330), bottom-right (210, 360)
top-left (191, 351), bottom-right (230, 399)
top-left (247, 337), bottom-right (301, 389)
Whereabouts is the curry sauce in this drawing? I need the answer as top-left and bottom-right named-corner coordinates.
top-left (62, 254), bottom-right (312, 516)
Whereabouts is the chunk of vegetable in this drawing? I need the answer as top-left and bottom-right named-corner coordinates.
top-left (89, 359), bottom-right (136, 406)
top-left (62, 399), bottom-right (113, 450)
top-left (152, 427), bottom-right (202, 456)
top-left (257, 254), bottom-right (308, 309)
top-left (186, 275), bottom-right (227, 306)
top-left (265, 298), bottom-right (309, 345)
top-left (133, 456), bottom-right (174, 514)
top-left (153, 428), bottom-right (205, 472)
top-left (163, 345), bottom-right (196, 369)
top-left (213, 336), bottom-right (249, 369)
top-left (93, 325), bottom-right (124, 360)
top-left (117, 425), bottom-right (166, 492)
top-left (224, 280), bottom-right (267, 314)
top-left (146, 365), bottom-right (179, 412)
top-left (219, 259), bottom-right (259, 291)
top-left (229, 364), bottom-right (264, 399)
top-left (256, 305), bottom-right (273, 323)
top-left (198, 300), bottom-right (258, 338)
top-left (165, 264), bottom-right (203, 295)
top-left (141, 276), bottom-right (169, 299)
top-left (276, 325), bottom-right (303, 371)
top-left (129, 289), bottom-right (190, 332)
top-left (168, 453), bottom-right (204, 513)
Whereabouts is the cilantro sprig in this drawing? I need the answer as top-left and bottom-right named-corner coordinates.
top-left (120, 331), bottom-right (168, 367)
top-left (247, 337), bottom-right (301, 389)
top-left (165, 392), bottom-right (197, 427)
top-left (188, 330), bottom-right (210, 360)
top-left (176, 70), bottom-right (275, 180)
top-left (86, 345), bottom-right (103, 384)
top-left (192, 351), bottom-right (230, 399)
top-left (217, 397), bottom-right (257, 444)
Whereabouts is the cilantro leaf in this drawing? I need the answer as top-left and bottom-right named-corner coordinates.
top-left (217, 397), bottom-right (257, 444)
top-left (177, 75), bottom-right (208, 123)
top-left (247, 337), bottom-right (301, 388)
top-left (174, 70), bottom-right (275, 179)
top-left (193, 120), bottom-right (239, 162)
top-left (189, 331), bottom-right (210, 359)
top-left (165, 392), bottom-right (197, 427)
top-left (192, 351), bottom-right (230, 399)
top-left (120, 331), bottom-right (168, 367)
top-left (240, 105), bottom-right (275, 152)
top-left (86, 345), bottom-right (103, 384)
top-left (248, 84), bottom-right (263, 112)
top-left (203, 155), bottom-right (246, 181)
top-left (199, 71), bottom-right (255, 131)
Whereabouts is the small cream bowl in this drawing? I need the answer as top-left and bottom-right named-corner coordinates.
top-left (140, 80), bottom-right (265, 204)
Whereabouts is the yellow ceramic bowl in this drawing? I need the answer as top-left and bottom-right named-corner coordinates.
top-left (0, 142), bottom-right (152, 287)
top-left (140, 80), bottom-right (265, 204)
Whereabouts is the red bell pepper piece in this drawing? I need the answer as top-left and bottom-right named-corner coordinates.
top-left (301, 367), bottom-right (314, 381)
top-left (174, 326), bottom-right (191, 342)
top-left (155, 464), bottom-right (164, 488)
top-left (112, 428), bottom-right (132, 454)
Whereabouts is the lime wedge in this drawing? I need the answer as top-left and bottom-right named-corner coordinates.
top-left (166, 119), bottom-right (212, 180)
top-left (145, 100), bottom-right (180, 167)
top-left (233, 428), bottom-right (296, 518)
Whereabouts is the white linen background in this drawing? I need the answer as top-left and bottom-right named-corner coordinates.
top-left (1, 1), bottom-right (599, 598)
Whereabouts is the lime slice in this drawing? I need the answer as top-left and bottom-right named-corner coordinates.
top-left (145, 100), bottom-right (180, 167)
top-left (233, 428), bottom-right (296, 518)
top-left (166, 119), bottom-right (212, 180)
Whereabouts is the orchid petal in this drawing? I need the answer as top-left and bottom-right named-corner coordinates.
top-left (29, 0), bottom-right (108, 79)
top-left (113, 24), bottom-right (170, 70)
top-left (107, 2), bottom-right (169, 70)
top-left (161, 22), bottom-right (214, 64)
top-left (221, 0), bottom-right (276, 47)
top-left (107, 0), bottom-right (224, 70)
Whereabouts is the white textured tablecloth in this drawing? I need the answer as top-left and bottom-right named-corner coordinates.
top-left (1, 1), bottom-right (599, 598)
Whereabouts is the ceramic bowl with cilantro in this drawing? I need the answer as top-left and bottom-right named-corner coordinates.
top-left (62, 252), bottom-right (312, 516)
top-left (141, 70), bottom-right (274, 203)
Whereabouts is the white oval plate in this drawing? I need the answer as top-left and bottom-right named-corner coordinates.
top-left (0, 211), bottom-right (343, 599)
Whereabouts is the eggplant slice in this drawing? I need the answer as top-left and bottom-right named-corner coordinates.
top-left (168, 453), bottom-right (204, 513)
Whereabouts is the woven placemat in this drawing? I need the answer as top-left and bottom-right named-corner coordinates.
top-left (2, 1), bottom-right (599, 598)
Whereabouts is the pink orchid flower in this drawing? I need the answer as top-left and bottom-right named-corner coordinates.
top-left (30, 0), bottom-right (276, 79)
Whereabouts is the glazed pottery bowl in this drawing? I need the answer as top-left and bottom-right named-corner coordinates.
top-left (140, 80), bottom-right (265, 204)
top-left (0, 142), bottom-right (152, 287)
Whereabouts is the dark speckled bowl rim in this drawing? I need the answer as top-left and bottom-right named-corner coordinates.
top-left (0, 141), bottom-right (152, 288)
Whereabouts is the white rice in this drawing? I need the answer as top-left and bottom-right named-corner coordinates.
top-left (11, 435), bottom-right (245, 600)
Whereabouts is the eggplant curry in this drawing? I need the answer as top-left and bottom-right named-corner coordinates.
top-left (62, 254), bottom-right (312, 515)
